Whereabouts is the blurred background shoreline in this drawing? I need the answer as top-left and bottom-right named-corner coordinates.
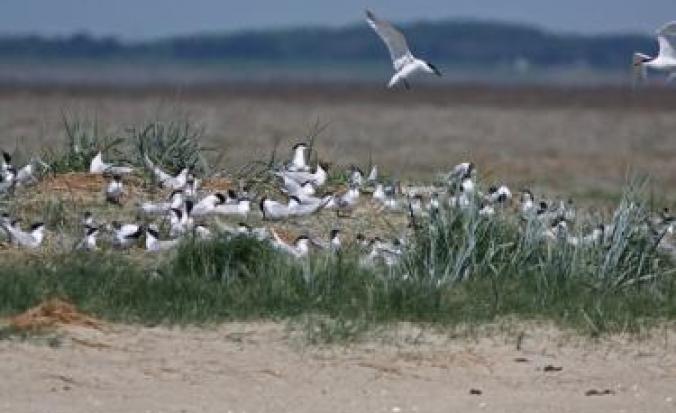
top-left (0, 18), bottom-right (660, 87)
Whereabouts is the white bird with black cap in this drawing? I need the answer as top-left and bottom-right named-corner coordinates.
top-left (111, 221), bottom-right (143, 249)
top-left (2, 221), bottom-right (45, 249)
top-left (260, 196), bottom-right (291, 221)
top-left (191, 192), bottom-right (227, 217)
top-left (286, 143), bottom-right (310, 172)
top-left (145, 225), bottom-right (180, 252)
top-left (633, 21), bottom-right (676, 85)
top-left (365, 9), bottom-right (442, 89)
top-left (288, 195), bottom-right (331, 217)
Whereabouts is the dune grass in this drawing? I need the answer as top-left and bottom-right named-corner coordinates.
top-left (0, 185), bottom-right (673, 340)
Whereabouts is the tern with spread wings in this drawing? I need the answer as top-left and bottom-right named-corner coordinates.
top-left (365, 9), bottom-right (442, 89)
top-left (633, 22), bottom-right (676, 85)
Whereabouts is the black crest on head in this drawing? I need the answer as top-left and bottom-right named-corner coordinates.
top-left (30, 222), bottom-right (44, 231)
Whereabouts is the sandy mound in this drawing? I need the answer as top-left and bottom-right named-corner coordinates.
top-left (9, 298), bottom-right (102, 331)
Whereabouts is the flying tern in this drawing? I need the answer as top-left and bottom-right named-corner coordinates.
top-left (366, 9), bottom-right (442, 89)
top-left (633, 21), bottom-right (676, 85)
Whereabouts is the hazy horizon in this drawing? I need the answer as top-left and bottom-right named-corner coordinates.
top-left (1, 0), bottom-right (673, 40)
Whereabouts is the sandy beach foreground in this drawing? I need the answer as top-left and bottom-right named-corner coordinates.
top-left (1, 321), bottom-right (674, 413)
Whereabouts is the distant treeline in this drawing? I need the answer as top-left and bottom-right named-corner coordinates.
top-left (0, 20), bottom-right (655, 69)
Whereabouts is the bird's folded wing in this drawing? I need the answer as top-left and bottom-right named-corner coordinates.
top-left (365, 10), bottom-right (414, 71)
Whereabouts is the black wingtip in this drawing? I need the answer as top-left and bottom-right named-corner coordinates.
top-left (365, 9), bottom-right (375, 20)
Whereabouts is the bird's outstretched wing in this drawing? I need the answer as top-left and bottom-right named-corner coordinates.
top-left (365, 10), bottom-right (414, 71)
top-left (657, 21), bottom-right (676, 60)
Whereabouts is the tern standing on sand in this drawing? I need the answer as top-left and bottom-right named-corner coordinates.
top-left (365, 9), bottom-right (442, 89)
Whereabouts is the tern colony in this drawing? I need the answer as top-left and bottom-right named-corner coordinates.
top-left (0, 9), bottom-right (674, 258)
top-left (0, 140), bottom-right (674, 266)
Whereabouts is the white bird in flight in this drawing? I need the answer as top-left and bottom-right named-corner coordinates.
top-left (365, 9), bottom-right (442, 89)
top-left (633, 21), bottom-right (676, 85)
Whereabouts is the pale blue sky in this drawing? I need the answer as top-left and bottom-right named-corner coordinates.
top-left (1, 0), bottom-right (672, 39)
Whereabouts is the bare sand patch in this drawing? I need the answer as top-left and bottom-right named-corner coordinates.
top-left (0, 321), bottom-right (674, 413)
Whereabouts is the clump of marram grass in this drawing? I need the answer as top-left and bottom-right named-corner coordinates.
top-left (44, 115), bottom-right (127, 173)
top-left (41, 116), bottom-right (214, 177)
top-left (131, 120), bottom-right (212, 176)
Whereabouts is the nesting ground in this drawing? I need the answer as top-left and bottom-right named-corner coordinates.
top-left (0, 84), bottom-right (675, 413)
